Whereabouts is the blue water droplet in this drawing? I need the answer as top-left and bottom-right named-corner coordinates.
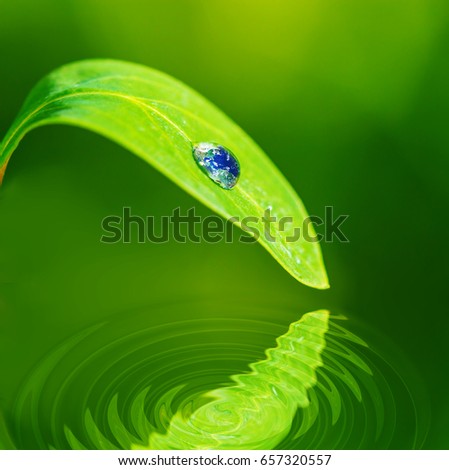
top-left (193, 142), bottom-right (240, 190)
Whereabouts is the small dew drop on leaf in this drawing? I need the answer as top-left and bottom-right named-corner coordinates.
top-left (193, 142), bottom-right (240, 190)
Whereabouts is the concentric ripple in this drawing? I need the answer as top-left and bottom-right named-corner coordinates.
top-left (145, 310), bottom-right (328, 449)
top-left (5, 304), bottom-right (428, 450)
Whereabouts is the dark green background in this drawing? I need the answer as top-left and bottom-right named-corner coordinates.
top-left (0, 0), bottom-right (448, 448)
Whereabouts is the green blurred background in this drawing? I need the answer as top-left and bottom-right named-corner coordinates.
top-left (0, 0), bottom-right (448, 448)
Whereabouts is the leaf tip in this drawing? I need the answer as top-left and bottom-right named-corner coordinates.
top-left (298, 268), bottom-right (330, 290)
top-left (309, 278), bottom-right (330, 290)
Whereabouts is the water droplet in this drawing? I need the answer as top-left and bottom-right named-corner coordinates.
top-left (193, 142), bottom-right (240, 190)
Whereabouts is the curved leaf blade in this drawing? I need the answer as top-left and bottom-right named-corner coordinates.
top-left (0, 59), bottom-right (328, 288)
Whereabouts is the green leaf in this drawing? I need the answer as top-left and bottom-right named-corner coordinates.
top-left (0, 59), bottom-right (328, 288)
